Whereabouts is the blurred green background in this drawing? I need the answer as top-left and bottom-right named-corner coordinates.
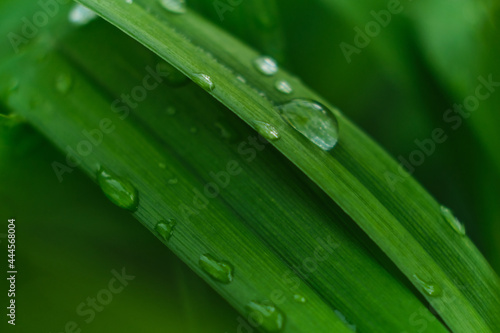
top-left (1, 0), bottom-right (499, 332)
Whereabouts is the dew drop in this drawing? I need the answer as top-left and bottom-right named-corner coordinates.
top-left (245, 300), bottom-right (285, 332)
top-left (413, 274), bottom-right (442, 297)
top-left (159, 0), bottom-right (186, 14)
top-left (155, 219), bottom-right (176, 241)
top-left (69, 4), bottom-right (98, 26)
top-left (254, 121), bottom-right (280, 141)
top-left (334, 310), bottom-right (357, 332)
top-left (275, 80), bottom-right (293, 95)
top-left (293, 294), bottom-right (306, 303)
top-left (278, 99), bottom-right (339, 151)
top-left (192, 74), bottom-right (215, 92)
top-left (7, 78), bottom-right (19, 93)
top-left (254, 56), bottom-right (278, 76)
top-left (97, 168), bottom-right (139, 212)
top-left (199, 254), bottom-right (234, 284)
top-left (440, 205), bottom-right (466, 236)
top-left (55, 73), bottom-right (73, 94)
top-left (236, 75), bottom-right (247, 84)
top-left (125, 0), bottom-right (133, 3)
top-left (157, 62), bottom-right (189, 86)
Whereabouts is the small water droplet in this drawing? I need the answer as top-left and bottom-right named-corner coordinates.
top-left (293, 294), bottom-right (306, 303)
top-left (334, 310), bottom-right (357, 332)
top-left (155, 219), bottom-right (176, 241)
top-left (159, 0), bottom-right (186, 14)
top-left (199, 254), bottom-right (234, 284)
top-left (165, 106), bottom-right (176, 115)
top-left (278, 99), bottom-right (339, 151)
top-left (55, 73), bottom-right (73, 94)
top-left (7, 79), bottom-right (19, 93)
top-left (157, 62), bottom-right (189, 86)
top-left (97, 168), bottom-right (139, 212)
top-left (236, 75), bottom-right (247, 84)
top-left (440, 206), bottom-right (466, 236)
top-left (125, 0), bottom-right (133, 3)
top-left (275, 80), bottom-right (293, 95)
top-left (254, 56), bottom-right (278, 76)
top-left (413, 274), bottom-right (442, 297)
top-left (254, 121), bottom-right (280, 141)
top-left (246, 300), bottom-right (285, 332)
top-left (168, 178), bottom-right (178, 184)
top-left (69, 4), bottom-right (98, 26)
top-left (192, 74), bottom-right (215, 92)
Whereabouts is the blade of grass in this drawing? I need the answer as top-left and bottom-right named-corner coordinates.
top-left (73, 0), bottom-right (500, 331)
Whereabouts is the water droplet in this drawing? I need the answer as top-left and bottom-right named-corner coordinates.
top-left (168, 178), bottom-right (178, 184)
top-left (155, 219), bottom-right (176, 241)
top-left (165, 106), bottom-right (176, 115)
top-left (254, 121), bottom-right (280, 141)
top-left (97, 168), bottom-right (139, 212)
top-left (278, 99), bottom-right (339, 151)
top-left (236, 75), bottom-right (247, 84)
top-left (275, 80), bottom-right (293, 95)
top-left (254, 56), bottom-right (278, 76)
top-left (159, 0), bottom-right (186, 14)
top-left (246, 300), bottom-right (285, 332)
top-left (413, 274), bottom-right (442, 297)
top-left (440, 206), bottom-right (466, 236)
top-left (192, 74), bottom-right (215, 92)
top-left (157, 62), bottom-right (189, 86)
top-left (55, 73), bottom-right (73, 94)
top-left (69, 4), bottom-right (98, 26)
top-left (334, 310), bottom-right (357, 332)
top-left (199, 254), bottom-right (234, 284)
top-left (293, 294), bottom-right (306, 303)
top-left (125, 0), bottom-right (133, 3)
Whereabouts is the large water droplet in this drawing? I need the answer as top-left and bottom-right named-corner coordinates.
top-left (55, 73), bottom-right (73, 94)
top-left (334, 310), bottom-right (357, 332)
top-left (199, 254), bottom-right (234, 284)
top-left (192, 74), bottom-right (215, 92)
top-left (69, 4), bottom-right (98, 26)
top-left (278, 99), bottom-right (339, 151)
top-left (97, 168), bottom-right (139, 212)
top-left (254, 121), bottom-right (280, 141)
top-left (159, 0), bottom-right (186, 14)
top-left (246, 300), bottom-right (285, 332)
top-left (157, 62), bottom-right (189, 86)
top-left (275, 80), bottom-right (293, 95)
top-left (440, 206), bottom-right (466, 236)
top-left (155, 219), bottom-right (176, 241)
top-left (413, 274), bottom-right (442, 297)
top-left (254, 56), bottom-right (278, 76)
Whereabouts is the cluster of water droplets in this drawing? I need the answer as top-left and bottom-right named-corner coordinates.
top-left (69, 4), bottom-right (98, 26)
